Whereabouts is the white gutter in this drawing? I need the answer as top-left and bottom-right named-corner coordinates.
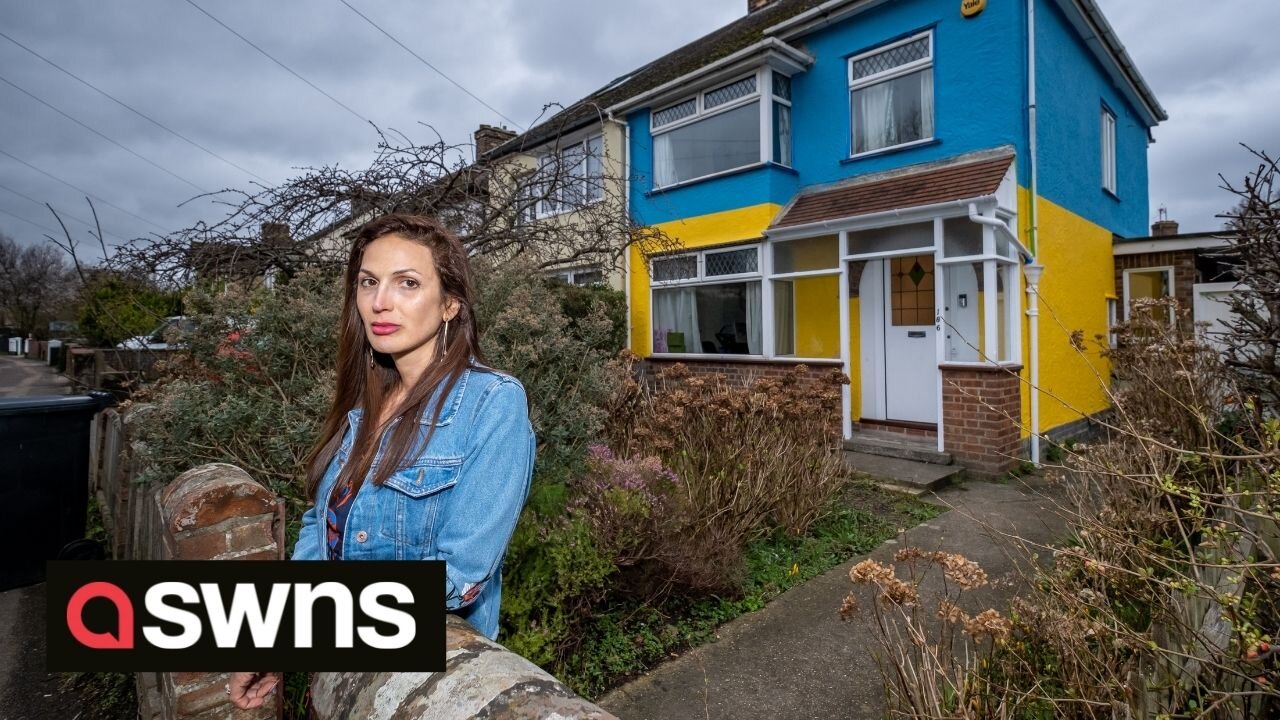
top-left (605, 38), bottom-right (813, 117)
top-left (966, 203), bottom-right (1032, 260)
top-left (1067, 0), bottom-right (1167, 125)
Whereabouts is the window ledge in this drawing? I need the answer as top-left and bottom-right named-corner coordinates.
top-left (534, 196), bottom-right (606, 221)
top-left (648, 353), bottom-right (843, 365)
top-left (842, 138), bottom-right (941, 165)
top-left (1102, 187), bottom-right (1120, 202)
top-left (647, 161), bottom-right (770, 195)
top-left (938, 361), bottom-right (1024, 373)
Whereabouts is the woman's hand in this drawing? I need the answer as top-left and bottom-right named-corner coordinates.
top-left (227, 671), bottom-right (280, 710)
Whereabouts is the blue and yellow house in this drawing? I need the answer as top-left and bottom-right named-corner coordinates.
top-left (496, 0), bottom-right (1165, 474)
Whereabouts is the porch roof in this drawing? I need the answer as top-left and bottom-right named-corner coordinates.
top-left (770, 150), bottom-right (1015, 230)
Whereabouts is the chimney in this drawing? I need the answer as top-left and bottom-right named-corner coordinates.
top-left (1151, 206), bottom-right (1179, 237)
top-left (474, 124), bottom-right (517, 160)
top-left (747, 0), bottom-right (776, 12)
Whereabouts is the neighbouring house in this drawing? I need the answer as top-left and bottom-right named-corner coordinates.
top-left (483, 112), bottom-right (631, 292)
top-left (1112, 211), bottom-right (1239, 349)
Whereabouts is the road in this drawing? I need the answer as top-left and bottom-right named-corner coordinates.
top-left (0, 354), bottom-right (95, 720)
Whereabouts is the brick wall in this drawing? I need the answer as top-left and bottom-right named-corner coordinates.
top-left (1115, 250), bottom-right (1197, 327)
top-left (941, 365), bottom-right (1023, 477)
top-left (136, 463), bottom-right (285, 720)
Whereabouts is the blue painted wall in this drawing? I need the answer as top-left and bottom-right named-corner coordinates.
top-left (1034, 0), bottom-right (1150, 238)
top-left (627, 0), bottom-right (1153, 237)
top-left (627, 109), bottom-right (797, 228)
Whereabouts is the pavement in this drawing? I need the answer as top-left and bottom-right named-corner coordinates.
top-left (598, 476), bottom-right (1068, 720)
top-left (0, 354), bottom-right (72, 397)
top-left (0, 353), bottom-right (91, 720)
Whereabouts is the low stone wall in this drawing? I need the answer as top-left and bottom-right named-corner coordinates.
top-left (136, 463), bottom-right (285, 720)
top-left (310, 618), bottom-right (618, 720)
top-left (120, 459), bottom-right (612, 720)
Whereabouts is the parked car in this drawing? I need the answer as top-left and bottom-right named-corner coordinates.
top-left (116, 316), bottom-right (194, 350)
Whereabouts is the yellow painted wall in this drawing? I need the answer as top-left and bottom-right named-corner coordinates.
top-left (629, 203), bottom-right (782, 354)
top-left (1017, 189), bottom-right (1115, 438)
top-left (627, 190), bottom-right (1116, 440)
top-left (792, 275), bottom-right (840, 358)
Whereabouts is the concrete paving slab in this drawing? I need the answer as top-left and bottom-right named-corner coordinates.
top-left (599, 477), bottom-right (1068, 720)
top-left (843, 451), bottom-right (963, 492)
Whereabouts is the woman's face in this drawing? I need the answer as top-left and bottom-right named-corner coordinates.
top-left (356, 233), bottom-right (457, 369)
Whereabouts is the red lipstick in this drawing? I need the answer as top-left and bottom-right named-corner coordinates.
top-left (370, 323), bottom-right (400, 336)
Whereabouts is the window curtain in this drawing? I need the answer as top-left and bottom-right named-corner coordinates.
top-left (919, 70), bottom-right (934, 142)
top-left (653, 288), bottom-right (701, 353)
top-left (855, 83), bottom-right (894, 153)
top-left (745, 282), bottom-right (762, 355)
top-left (773, 280), bottom-right (795, 355)
top-left (653, 133), bottom-right (675, 188)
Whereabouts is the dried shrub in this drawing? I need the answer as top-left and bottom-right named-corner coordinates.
top-left (845, 301), bottom-right (1280, 718)
top-left (609, 357), bottom-right (851, 591)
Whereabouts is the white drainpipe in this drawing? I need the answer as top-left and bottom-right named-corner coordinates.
top-left (1026, 0), bottom-right (1043, 464)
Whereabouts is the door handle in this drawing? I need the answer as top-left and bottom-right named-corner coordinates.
top-left (907, 331), bottom-right (927, 338)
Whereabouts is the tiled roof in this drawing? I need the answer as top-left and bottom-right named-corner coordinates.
top-left (487, 0), bottom-right (826, 158)
top-left (771, 150), bottom-right (1015, 229)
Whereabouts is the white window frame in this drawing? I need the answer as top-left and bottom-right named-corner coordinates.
top-left (848, 30), bottom-right (935, 159)
top-left (1106, 297), bottom-right (1119, 348)
top-left (1122, 266), bottom-right (1175, 323)
top-left (650, 244), bottom-right (765, 358)
top-left (1101, 106), bottom-right (1118, 194)
top-left (651, 71), bottom-right (774, 190)
top-left (550, 266), bottom-right (606, 286)
top-left (770, 70), bottom-right (793, 168)
top-left (535, 133), bottom-right (604, 219)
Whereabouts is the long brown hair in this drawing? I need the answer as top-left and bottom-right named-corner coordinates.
top-left (303, 214), bottom-right (484, 501)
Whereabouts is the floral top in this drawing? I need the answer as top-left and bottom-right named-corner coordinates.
top-left (325, 481), bottom-right (358, 560)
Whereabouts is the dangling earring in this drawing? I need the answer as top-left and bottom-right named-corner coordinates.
top-left (440, 319), bottom-right (450, 357)
top-left (367, 347), bottom-right (375, 369)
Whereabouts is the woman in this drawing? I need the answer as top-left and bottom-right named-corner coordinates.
top-left (229, 214), bottom-right (536, 710)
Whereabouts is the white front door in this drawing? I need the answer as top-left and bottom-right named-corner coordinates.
top-left (882, 254), bottom-right (938, 424)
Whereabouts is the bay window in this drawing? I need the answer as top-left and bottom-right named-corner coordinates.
top-left (651, 246), bottom-right (762, 355)
top-left (771, 235), bottom-right (840, 359)
top-left (849, 31), bottom-right (934, 156)
top-left (651, 70), bottom-right (793, 188)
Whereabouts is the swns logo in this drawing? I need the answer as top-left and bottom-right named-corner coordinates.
top-left (47, 561), bottom-right (445, 671)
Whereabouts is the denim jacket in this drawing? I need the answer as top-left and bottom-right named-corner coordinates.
top-left (292, 365), bottom-right (536, 640)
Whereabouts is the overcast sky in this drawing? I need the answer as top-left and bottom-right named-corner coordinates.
top-left (0, 0), bottom-right (1275, 260)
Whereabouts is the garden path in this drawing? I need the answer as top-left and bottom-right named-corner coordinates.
top-left (599, 475), bottom-right (1068, 720)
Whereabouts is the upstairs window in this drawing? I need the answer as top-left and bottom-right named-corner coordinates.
top-left (1101, 107), bottom-right (1117, 194)
top-left (849, 31), bottom-right (934, 156)
top-left (652, 75), bottom-right (762, 188)
top-left (536, 134), bottom-right (604, 218)
top-left (772, 71), bottom-right (793, 167)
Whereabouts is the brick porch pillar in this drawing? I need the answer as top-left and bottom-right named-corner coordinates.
top-left (941, 365), bottom-right (1023, 477)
